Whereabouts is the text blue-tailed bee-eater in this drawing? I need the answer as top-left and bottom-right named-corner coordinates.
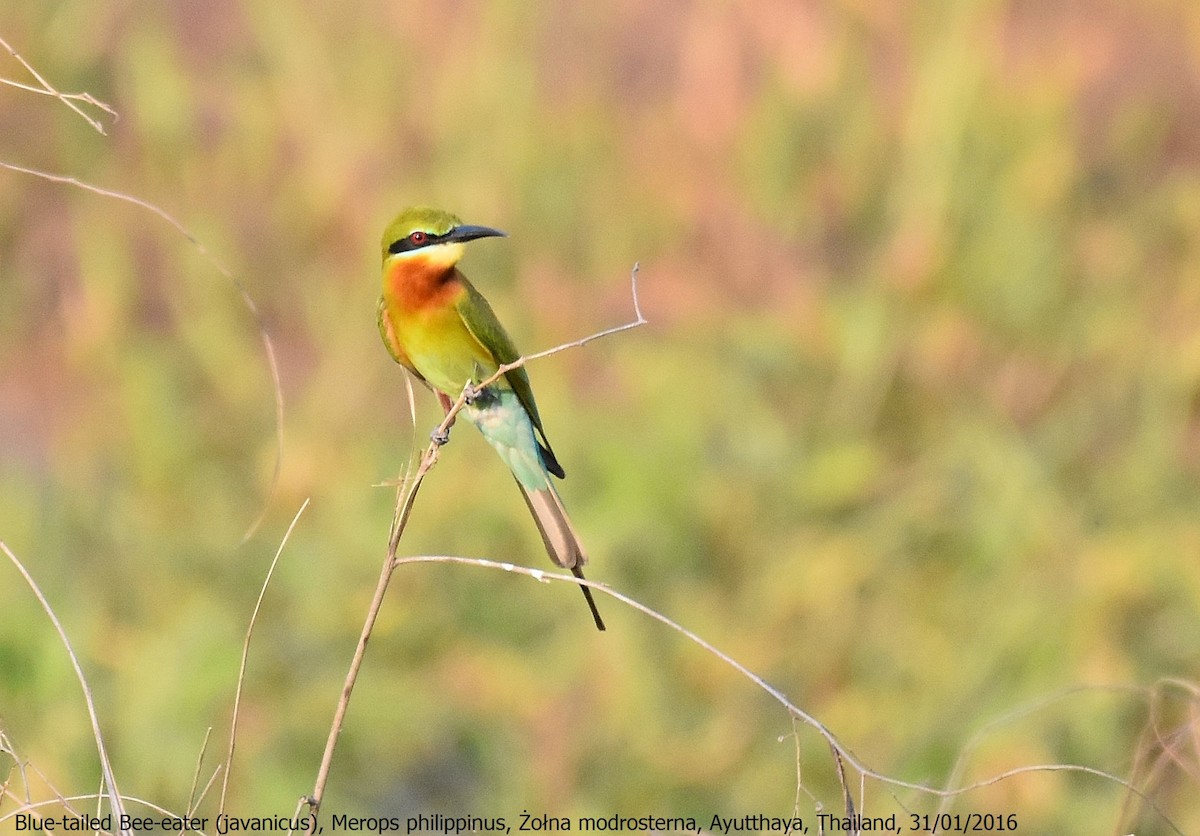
top-left (377, 207), bottom-right (605, 630)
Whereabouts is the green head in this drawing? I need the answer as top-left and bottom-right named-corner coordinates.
top-left (381, 207), bottom-right (506, 266)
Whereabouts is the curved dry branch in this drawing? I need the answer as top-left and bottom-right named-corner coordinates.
top-left (0, 160), bottom-right (285, 545)
top-left (384, 555), bottom-right (1185, 834)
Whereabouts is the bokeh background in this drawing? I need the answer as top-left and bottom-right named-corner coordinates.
top-left (3, 0), bottom-right (1200, 832)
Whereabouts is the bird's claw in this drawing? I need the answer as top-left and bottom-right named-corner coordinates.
top-left (430, 427), bottom-right (450, 446)
top-left (463, 382), bottom-right (480, 405)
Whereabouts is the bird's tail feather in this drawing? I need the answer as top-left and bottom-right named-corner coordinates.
top-left (516, 480), bottom-right (606, 631)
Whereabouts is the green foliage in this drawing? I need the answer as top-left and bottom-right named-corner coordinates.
top-left (2, 1), bottom-right (1200, 832)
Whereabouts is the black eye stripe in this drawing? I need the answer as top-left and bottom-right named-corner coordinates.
top-left (387, 231), bottom-right (446, 254)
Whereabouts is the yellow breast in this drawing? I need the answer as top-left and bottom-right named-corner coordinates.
top-left (381, 260), bottom-right (499, 395)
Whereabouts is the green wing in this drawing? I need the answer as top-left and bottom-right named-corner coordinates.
top-left (455, 276), bottom-right (565, 478)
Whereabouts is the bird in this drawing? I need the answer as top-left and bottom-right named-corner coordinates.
top-left (376, 206), bottom-right (605, 631)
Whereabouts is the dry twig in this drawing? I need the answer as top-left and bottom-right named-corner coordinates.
top-left (221, 499), bottom-right (311, 812)
top-left (0, 160), bottom-right (285, 544)
top-left (1, 542), bottom-right (130, 835)
top-left (0, 33), bottom-right (116, 134)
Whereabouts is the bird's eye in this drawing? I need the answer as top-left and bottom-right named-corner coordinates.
top-left (409, 231), bottom-right (427, 245)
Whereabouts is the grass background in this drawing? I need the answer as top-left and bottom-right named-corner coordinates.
top-left (2, 0), bottom-right (1200, 832)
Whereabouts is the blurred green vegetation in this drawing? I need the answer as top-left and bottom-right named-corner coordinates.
top-left (2, 0), bottom-right (1200, 832)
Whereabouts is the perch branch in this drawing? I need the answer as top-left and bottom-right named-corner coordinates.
top-left (304, 264), bottom-right (645, 828)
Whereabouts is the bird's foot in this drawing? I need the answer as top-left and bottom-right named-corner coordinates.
top-left (463, 382), bottom-right (481, 405)
top-left (430, 426), bottom-right (451, 446)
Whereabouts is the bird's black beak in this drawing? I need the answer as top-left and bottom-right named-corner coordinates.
top-left (446, 224), bottom-right (507, 243)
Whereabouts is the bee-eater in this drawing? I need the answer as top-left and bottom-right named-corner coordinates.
top-left (377, 206), bottom-right (605, 631)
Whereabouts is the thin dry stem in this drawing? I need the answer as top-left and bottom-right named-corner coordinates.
top-left (830, 745), bottom-right (855, 820)
top-left (286, 795), bottom-right (318, 836)
top-left (0, 33), bottom-right (117, 133)
top-left (304, 485), bottom-right (413, 822)
top-left (1115, 680), bottom-right (1200, 831)
top-left (482, 263), bottom-right (645, 389)
top-left (0, 160), bottom-right (285, 545)
top-left (185, 728), bottom-right (214, 817)
top-left (220, 498), bottom-right (310, 812)
top-left (1, 542), bottom-right (130, 835)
